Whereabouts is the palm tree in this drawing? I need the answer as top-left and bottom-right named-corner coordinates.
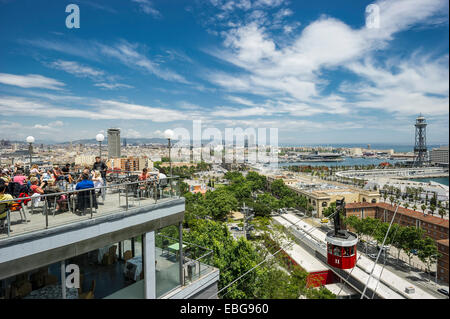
top-left (389, 196), bottom-right (395, 205)
top-left (429, 204), bottom-right (436, 216)
top-left (412, 204), bottom-right (417, 211)
top-left (421, 204), bottom-right (427, 215)
top-left (404, 202), bottom-right (409, 210)
top-left (438, 208), bottom-right (447, 219)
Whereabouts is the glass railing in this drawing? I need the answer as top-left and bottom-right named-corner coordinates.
top-left (155, 234), bottom-right (182, 298)
top-left (0, 176), bottom-right (180, 239)
top-left (155, 234), bottom-right (215, 297)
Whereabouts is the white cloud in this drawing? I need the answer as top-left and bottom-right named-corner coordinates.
top-left (48, 60), bottom-right (104, 78)
top-left (205, 0), bottom-right (449, 120)
top-left (0, 95), bottom-right (189, 122)
top-left (225, 95), bottom-right (256, 106)
top-left (33, 120), bottom-right (64, 131)
top-left (131, 0), bottom-right (161, 17)
top-left (98, 41), bottom-right (189, 83)
top-left (152, 130), bottom-right (164, 138)
top-left (25, 39), bottom-right (189, 84)
top-left (0, 73), bottom-right (65, 90)
top-left (125, 128), bottom-right (142, 138)
top-left (94, 82), bottom-right (134, 90)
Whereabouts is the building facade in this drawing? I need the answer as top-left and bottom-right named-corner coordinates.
top-left (107, 156), bottom-right (151, 172)
top-left (430, 146), bottom-right (449, 167)
top-left (437, 239), bottom-right (449, 283)
top-left (107, 129), bottom-right (121, 159)
top-left (345, 202), bottom-right (449, 283)
top-left (266, 175), bottom-right (380, 217)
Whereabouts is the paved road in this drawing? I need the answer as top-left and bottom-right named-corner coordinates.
top-left (302, 217), bottom-right (449, 299)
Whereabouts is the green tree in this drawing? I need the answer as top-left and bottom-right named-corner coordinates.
top-left (417, 237), bottom-right (440, 281)
top-left (438, 208), bottom-right (448, 219)
top-left (389, 196), bottom-right (395, 205)
top-left (344, 215), bottom-right (364, 238)
top-left (205, 188), bottom-right (239, 221)
top-left (305, 287), bottom-right (336, 299)
top-left (246, 171), bottom-right (267, 191)
top-left (420, 204), bottom-right (427, 215)
top-left (183, 219), bottom-right (263, 299)
top-left (429, 204), bottom-right (436, 216)
top-left (322, 202), bottom-right (337, 218)
top-left (400, 226), bottom-right (425, 267)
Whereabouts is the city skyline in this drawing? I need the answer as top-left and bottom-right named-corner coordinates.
top-left (0, 0), bottom-right (449, 144)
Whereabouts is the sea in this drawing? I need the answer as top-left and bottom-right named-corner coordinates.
top-left (278, 157), bottom-right (402, 168)
top-left (409, 177), bottom-right (449, 186)
top-left (276, 143), bottom-right (449, 186)
top-left (278, 143), bottom-right (447, 153)
top-left (278, 159), bottom-right (449, 186)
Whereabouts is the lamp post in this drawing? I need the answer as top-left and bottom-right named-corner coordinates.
top-left (164, 129), bottom-right (174, 195)
top-left (96, 133), bottom-right (105, 158)
top-left (26, 136), bottom-right (35, 171)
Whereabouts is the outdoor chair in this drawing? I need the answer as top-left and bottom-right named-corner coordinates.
top-left (75, 189), bottom-right (98, 215)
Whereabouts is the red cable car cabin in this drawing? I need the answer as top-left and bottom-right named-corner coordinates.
top-left (325, 198), bottom-right (358, 270)
top-left (325, 231), bottom-right (358, 269)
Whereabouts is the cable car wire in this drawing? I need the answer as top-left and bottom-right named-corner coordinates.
top-left (360, 203), bottom-right (400, 299)
top-left (206, 212), bottom-right (325, 299)
top-left (336, 208), bottom-right (387, 297)
top-left (370, 203), bottom-right (407, 299)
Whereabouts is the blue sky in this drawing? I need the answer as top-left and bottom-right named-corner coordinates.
top-left (0, 0), bottom-right (448, 145)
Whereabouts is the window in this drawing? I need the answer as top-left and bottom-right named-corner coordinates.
top-left (343, 247), bottom-right (350, 257)
top-left (328, 244), bottom-right (333, 254)
top-left (333, 246), bottom-right (341, 257)
top-left (344, 247), bottom-right (354, 257)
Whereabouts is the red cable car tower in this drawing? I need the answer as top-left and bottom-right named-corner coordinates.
top-left (325, 199), bottom-right (358, 269)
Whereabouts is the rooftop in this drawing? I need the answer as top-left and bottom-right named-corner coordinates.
top-left (345, 202), bottom-right (449, 228)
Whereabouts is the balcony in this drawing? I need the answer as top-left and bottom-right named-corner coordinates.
top-left (103, 235), bottom-right (217, 299)
top-left (0, 177), bottom-right (181, 239)
top-left (0, 176), bottom-right (220, 299)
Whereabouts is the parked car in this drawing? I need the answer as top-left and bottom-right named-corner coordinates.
top-left (377, 245), bottom-right (390, 252)
top-left (437, 288), bottom-right (449, 296)
top-left (230, 226), bottom-right (240, 231)
top-left (320, 218), bottom-right (329, 224)
top-left (368, 253), bottom-right (377, 259)
top-left (410, 249), bottom-right (418, 255)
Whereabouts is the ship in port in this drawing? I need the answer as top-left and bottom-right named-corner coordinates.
top-left (297, 151), bottom-right (344, 162)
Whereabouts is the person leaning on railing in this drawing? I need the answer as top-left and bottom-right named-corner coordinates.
top-left (0, 184), bottom-right (13, 231)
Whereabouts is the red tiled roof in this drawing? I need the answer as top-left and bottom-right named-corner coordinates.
top-left (345, 202), bottom-right (449, 229)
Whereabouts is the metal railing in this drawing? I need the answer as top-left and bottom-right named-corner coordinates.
top-left (155, 234), bottom-right (214, 287)
top-left (0, 176), bottom-right (181, 238)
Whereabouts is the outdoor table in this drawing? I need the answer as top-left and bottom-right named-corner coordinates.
top-left (23, 284), bottom-right (78, 299)
top-left (167, 243), bottom-right (187, 260)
